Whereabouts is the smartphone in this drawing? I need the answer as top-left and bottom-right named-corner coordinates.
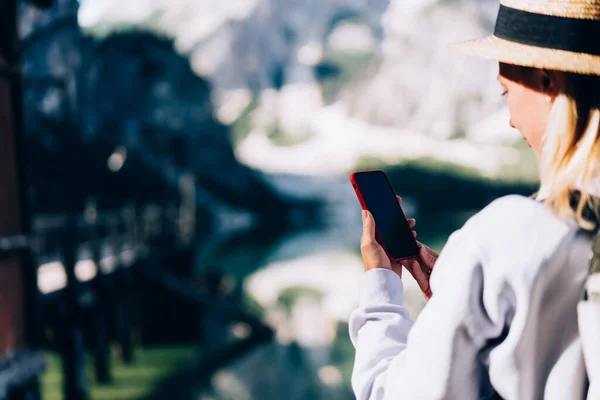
top-left (350, 170), bottom-right (419, 261)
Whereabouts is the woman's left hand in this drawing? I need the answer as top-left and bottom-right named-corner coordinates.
top-left (360, 206), bottom-right (438, 300)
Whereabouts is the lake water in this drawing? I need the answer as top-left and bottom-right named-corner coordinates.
top-left (188, 176), bottom-right (478, 399)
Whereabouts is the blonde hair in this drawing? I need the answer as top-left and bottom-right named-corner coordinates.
top-left (537, 72), bottom-right (600, 231)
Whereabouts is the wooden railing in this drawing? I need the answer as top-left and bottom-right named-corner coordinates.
top-left (0, 0), bottom-right (46, 398)
top-left (30, 202), bottom-right (188, 400)
top-left (0, 1), bottom-right (275, 399)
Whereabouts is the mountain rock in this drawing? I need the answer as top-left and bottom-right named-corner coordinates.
top-left (345, 0), bottom-right (516, 144)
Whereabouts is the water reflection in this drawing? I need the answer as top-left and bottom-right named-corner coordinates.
top-left (189, 185), bottom-right (447, 399)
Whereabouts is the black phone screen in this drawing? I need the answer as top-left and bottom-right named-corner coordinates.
top-left (353, 171), bottom-right (419, 259)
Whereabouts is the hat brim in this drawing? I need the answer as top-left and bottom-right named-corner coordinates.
top-left (451, 35), bottom-right (600, 75)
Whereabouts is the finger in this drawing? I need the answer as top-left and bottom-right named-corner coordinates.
top-left (361, 210), bottom-right (376, 242)
top-left (420, 263), bottom-right (432, 276)
top-left (361, 211), bottom-right (390, 271)
top-left (418, 242), bottom-right (439, 258)
top-left (404, 259), bottom-right (432, 298)
top-left (412, 231), bottom-right (417, 238)
top-left (396, 196), bottom-right (402, 206)
top-left (407, 218), bottom-right (416, 228)
top-left (390, 262), bottom-right (403, 278)
top-left (418, 245), bottom-right (437, 270)
top-left (360, 211), bottom-right (378, 255)
top-left (423, 289), bottom-right (432, 301)
top-left (423, 246), bottom-right (437, 257)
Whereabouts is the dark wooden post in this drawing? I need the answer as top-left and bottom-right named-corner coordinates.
top-left (0, 87), bottom-right (27, 360)
top-left (0, 0), bottom-right (47, 399)
top-left (0, 0), bottom-right (27, 357)
top-left (87, 203), bottom-right (112, 384)
top-left (60, 212), bottom-right (89, 400)
top-left (112, 214), bottom-right (134, 364)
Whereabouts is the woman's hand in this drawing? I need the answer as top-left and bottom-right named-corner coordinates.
top-left (360, 197), bottom-right (439, 300)
top-left (400, 242), bottom-right (438, 300)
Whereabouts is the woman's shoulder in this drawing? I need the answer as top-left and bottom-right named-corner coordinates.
top-left (460, 194), bottom-right (577, 271)
top-left (475, 194), bottom-right (549, 219)
top-left (466, 194), bottom-right (570, 234)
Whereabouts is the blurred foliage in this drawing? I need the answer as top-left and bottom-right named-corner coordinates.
top-left (330, 322), bottom-right (355, 389)
top-left (356, 146), bottom-right (539, 186)
top-left (356, 155), bottom-right (484, 182)
top-left (499, 139), bottom-right (540, 183)
top-left (21, 19), bottom-right (299, 216)
top-left (318, 50), bottom-right (379, 103)
top-left (231, 46), bottom-right (377, 148)
top-left (414, 210), bottom-right (477, 251)
top-left (355, 144), bottom-right (539, 221)
top-left (242, 292), bottom-right (266, 319)
top-left (382, 162), bottom-right (537, 213)
top-left (230, 98), bottom-right (259, 147)
top-left (41, 346), bottom-right (199, 400)
top-left (276, 286), bottom-right (324, 315)
top-left (267, 128), bottom-right (314, 147)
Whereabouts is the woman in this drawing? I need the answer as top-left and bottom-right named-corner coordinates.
top-left (350, 0), bottom-right (600, 399)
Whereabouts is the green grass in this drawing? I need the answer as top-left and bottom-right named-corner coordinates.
top-left (41, 345), bottom-right (200, 400)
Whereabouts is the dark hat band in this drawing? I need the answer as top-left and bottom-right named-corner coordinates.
top-left (494, 4), bottom-right (600, 56)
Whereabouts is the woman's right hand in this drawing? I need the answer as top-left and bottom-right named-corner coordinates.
top-left (360, 195), bottom-right (439, 300)
top-left (395, 196), bottom-right (439, 299)
top-left (401, 243), bottom-right (438, 300)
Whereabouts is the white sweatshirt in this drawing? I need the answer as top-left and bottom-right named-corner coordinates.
top-left (350, 195), bottom-right (592, 400)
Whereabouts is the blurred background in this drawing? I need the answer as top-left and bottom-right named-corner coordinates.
top-left (0, 0), bottom-right (540, 399)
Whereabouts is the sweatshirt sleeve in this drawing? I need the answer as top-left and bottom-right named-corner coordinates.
top-left (349, 226), bottom-right (507, 400)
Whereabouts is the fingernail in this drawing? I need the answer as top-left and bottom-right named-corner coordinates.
top-left (362, 210), bottom-right (367, 221)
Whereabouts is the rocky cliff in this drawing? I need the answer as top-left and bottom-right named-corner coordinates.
top-left (345, 0), bottom-right (515, 144)
top-left (76, 0), bottom-right (532, 181)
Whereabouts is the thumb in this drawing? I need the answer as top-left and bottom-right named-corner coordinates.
top-left (361, 210), bottom-right (376, 241)
top-left (360, 210), bottom-right (390, 271)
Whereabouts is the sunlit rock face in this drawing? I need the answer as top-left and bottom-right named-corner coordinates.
top-left (77, 0), bottom-right (388, 136)
top-left (78, 0), bottom-right (512, 144)
top-left (78, 0), bottom-right (387, 88)
top-left (77, 0), bottom-right (520, 178)
top-left (344, 0), bottom-right (517, 145)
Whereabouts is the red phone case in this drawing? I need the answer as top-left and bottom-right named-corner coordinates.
top-left (350, 170), bottom-right (418, 262)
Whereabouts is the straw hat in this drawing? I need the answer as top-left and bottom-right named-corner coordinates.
top-left (451, 0), bottom-right (600, 75)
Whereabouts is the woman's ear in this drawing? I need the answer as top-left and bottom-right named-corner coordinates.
top-left (542, 69), bottom-right (558, 98)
